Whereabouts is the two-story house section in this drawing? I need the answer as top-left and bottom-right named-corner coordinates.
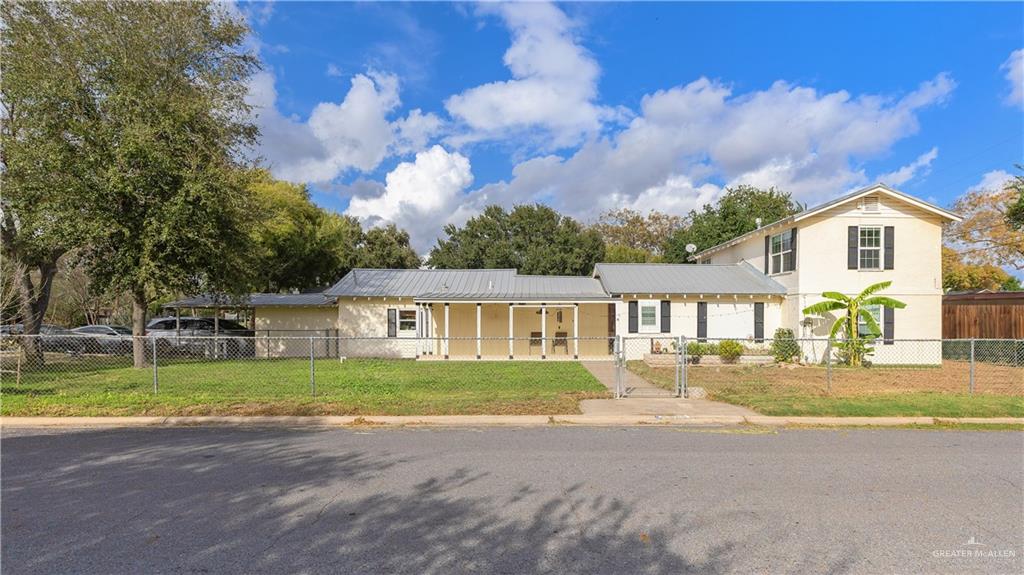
top-left (693, 184), bottom-right (962, 345)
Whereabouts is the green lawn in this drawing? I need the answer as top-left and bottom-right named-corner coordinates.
top-left (627, 360), bottom-right (1024, 418)
top-left (711, 384), bottom-right (1024, 418)
top-left (1, 358), bottom-right (609, 416)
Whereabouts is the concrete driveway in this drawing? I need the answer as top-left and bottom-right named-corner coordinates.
top-left (2, 426), bottom-right (1021, 574)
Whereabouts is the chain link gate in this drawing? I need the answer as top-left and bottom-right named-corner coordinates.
top-left (614, 335), bottom-right (685, 399)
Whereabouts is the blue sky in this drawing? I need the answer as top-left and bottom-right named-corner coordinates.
top-left (239, 1), bottom-right (1023, 252)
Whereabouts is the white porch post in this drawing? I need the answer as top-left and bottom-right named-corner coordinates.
top-left (573, 303), bottom-right (579, 359)
top-left (476, 303), bottom-right (482, 359)
top-left (443, 303), bottom-right (450, 359)
top-left (508, 304), bottom-right (514, 359)
top-left (541, 304), bottom-right (547, 360)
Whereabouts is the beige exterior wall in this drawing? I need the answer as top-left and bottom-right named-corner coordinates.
top-left (335, 299), bottom-right (612, 359)
top-left (337, 298), bottom-right (419, 358)
top-left (254, 306), bottom-right (338, 357)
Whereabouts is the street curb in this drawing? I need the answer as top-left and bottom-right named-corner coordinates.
top-left (2, 415), bottom-right (1022, 428)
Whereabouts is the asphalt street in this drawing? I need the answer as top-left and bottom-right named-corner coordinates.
top-left (2, 425), bottom-right (1021, 574)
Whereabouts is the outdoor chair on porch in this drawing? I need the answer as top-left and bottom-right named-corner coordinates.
top-left (552, 331), bottom-right (569, 355)
top-left (529, 332), bottom-right (543, 355)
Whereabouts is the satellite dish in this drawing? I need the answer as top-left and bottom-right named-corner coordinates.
top-left (685, 243), bottom-right (697, 254)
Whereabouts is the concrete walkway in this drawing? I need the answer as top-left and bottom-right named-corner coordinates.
top-left (578, 397), bottom-right (758, 416)
top-left (579, 361), bottom-right (757, 416)
top-left (581, 361), bottom-right (674, 398)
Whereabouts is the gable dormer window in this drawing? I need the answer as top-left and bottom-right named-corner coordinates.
top-left (862, 196), bottom-right (879, 212)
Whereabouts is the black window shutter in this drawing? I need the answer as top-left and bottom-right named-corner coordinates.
top-left (764, 236), bottom-right (770, 274)
top-left (628, 301), bottom-right (638, 333)
top-left (754, 302), bottom-right (764, 342)
top-left (847, 226), bottom-right (859, 269)
top-left (884, 226), bottom-right (894, 270)
top-left (387, 309), bottom-right (397, 338)
top-left (697, 302), bottom-right (707, 341)
top-left (883, 305), bottom-right (894, 345)
top-left (660, 300), bottom-right (671, 333)
top-left (788, 227), bottom-right (798, 272)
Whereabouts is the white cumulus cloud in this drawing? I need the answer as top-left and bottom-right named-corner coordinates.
top-left (967, 170), bottom-right (1013, 193)
top-left (878, 147), bottom-right (939, 187)
top-left (462, 73), bottom-right (956, 228)
top-left (1001, 49), bottom-right (1023, 107)
top-left (345, 145), bottom-right (475, 251)
top-left (444, 2), bottom-right (622, 149)
top-left (247, 70), bottom-right (443, 183)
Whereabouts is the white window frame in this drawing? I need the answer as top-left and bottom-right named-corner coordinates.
top-left (858, 304), bottom-right (881, 338)
top-left (397, 309), bottom-right (417, 335)
top-left (638, 300), bottom-right (659, 333)
top-left (859, 226), bottom-right (882, 270)
top-left (769, 231), bottom-right (794, 275)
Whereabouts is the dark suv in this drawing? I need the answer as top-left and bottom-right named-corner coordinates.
top-left (146, 317), bottom-right (255, 357)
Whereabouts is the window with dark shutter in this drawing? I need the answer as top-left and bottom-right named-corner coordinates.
top-left (788, 228), bottom-right (797, 272)
top-left (884, 226), bottom-right (894, 270)
top-left (847, 226), bottom-right (859, 269)
top-left (628, 301), bottom-right (638, 333)
top-left (697, 302), bottom-right (707, 341)
top-left (754, 302), bottom-right (764, 343)
top-left (883, 305), bottom-right (894, 345)
top-left (387, 309), bottom-right (397, 338)
top-left (660, 300), bottom-right (671, 333)
top-left (764, 236), bottom-right (770, 275)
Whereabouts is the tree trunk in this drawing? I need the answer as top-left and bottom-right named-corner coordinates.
top-left (131, 288), bottom-right (148, 368)
top-left (15, 261), bottom-right (58, 367)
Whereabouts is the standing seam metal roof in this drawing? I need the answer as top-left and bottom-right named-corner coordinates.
top-left (326, 269), bottom-right (610, 300)
top-left (592, 262), bottom-right (786, 295)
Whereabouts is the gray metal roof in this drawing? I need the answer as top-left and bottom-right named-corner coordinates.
top-left (593, 262), bottom-right (786, 295)
top-left (326, 269), bottom-right (610, 301)
top-left (164, 292), bottom-right (336, 308)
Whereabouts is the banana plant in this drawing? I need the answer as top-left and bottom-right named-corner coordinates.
top-left (802, 281), bottom-right (906, 366)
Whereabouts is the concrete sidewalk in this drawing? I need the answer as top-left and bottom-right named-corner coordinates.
top-left (2, 415), bottom-right (1021, 428)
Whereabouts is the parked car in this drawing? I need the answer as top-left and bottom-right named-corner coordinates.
top-left (1, 324), bottom-right (91, 354)
top-left (146, 317), bottom-right (255, 357)
top-left (72, 325), bottom-right (134, 355)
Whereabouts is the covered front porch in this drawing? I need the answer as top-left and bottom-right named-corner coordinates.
top-left (415, 301), bottom-right (615, 360)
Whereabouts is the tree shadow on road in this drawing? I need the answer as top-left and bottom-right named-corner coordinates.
top-left (1, 427), bottom-right (858, 574)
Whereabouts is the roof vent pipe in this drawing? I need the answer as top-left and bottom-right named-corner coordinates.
top-left (488, 280), bottom-right (493, 290)
top-left (755, 217), bottom-right (762, 229)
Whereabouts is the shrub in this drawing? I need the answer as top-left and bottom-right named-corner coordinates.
top-left (704, 342), bottom-right (720, 355)
top-left (686, 341), bottom-right (705, 364)
top-left (718, 339), bottom-right (743, 363)
top-left (771, 328), bottom-right (800, 363)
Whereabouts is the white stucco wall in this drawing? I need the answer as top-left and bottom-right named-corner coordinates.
top-left (693, 190), bottom-right (948, 354)
top-left (616, 296), bottom-right (783, 359)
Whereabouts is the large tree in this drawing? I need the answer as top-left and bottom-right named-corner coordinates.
top-left (663, 186), bottom-right (803, 262)
top-left (1006, 166), bottom-right (1024, 231)
top-left (357, 225), bottom-right (422, 270)
top-left (46, 1), bottom-right (261, 367)
top-left (250, 172), bottom-right (365, 291)
top-left (945, 182), bottom-right (1024, 272)
top-left (1, 1), bottom-right (95, 363)
top-left (592, 208), bottom-right (684, 255)
top-left (942, 247), bottom-right (1020, 292)
top-left (428, 204), bottom-right (605, 275)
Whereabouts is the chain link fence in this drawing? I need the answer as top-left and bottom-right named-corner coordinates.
top-left (1, 333), bottom-right (1020, 412)
top-left (0, 334), bottom-right (616, 415)
top-left (615, 335), bottom-right (1023, 399)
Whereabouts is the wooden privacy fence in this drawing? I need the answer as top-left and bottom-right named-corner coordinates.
top-left (942, 292), bottom-right (1024, 339)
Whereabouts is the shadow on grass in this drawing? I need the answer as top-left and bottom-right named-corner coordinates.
top-left (0, 428), bottom-right (862, 574)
